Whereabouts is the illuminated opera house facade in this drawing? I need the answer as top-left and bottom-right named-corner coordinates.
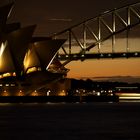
top-left (0, 3), bottom-right (69, 96)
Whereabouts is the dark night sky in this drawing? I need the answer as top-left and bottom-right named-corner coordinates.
top-left (1, 0), bottom-right (140, 36)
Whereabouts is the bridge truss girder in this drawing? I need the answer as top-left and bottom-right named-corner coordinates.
top-left (52, 2), bottom-right (140, 65)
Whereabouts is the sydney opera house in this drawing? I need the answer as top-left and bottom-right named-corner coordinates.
top-left (0, 3), bottom-right (68, 96)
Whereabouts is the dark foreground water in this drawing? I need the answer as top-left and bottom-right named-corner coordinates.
top-left (0, 102), bottom-right (140, 140)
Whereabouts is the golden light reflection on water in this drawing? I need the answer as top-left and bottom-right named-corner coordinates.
top-left (117, 93), bottom-right (140, 100)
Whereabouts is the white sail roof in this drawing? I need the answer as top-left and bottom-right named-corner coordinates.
top-left (0, 41), bottom-right (15, 74)
top-left (33, 39), bottom-right (66, 70)
top-left (5, 25), bottom-right (36, 75)
top-left (24, 44), bottom-right (41, 72)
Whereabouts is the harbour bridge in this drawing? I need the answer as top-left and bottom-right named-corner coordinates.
top-left (52, 2), bottom-right (140, 66)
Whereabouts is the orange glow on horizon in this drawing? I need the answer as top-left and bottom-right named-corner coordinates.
top-left (66, 58), bottom-right (140, 78)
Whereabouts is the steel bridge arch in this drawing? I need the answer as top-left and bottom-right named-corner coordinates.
top-left (51, 2), bottom-right (140, 65)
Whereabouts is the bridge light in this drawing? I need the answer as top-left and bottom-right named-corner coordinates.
top-left (134, 52), bottom-right (138, 56)
top-left (66, 55), bottom-right (69, 58)
top-left (73, 54), bottom-right (77, 57)
top-left (81, 54), bottom-right (85, 57)
top-left (123, 53), bottom-right (126, 56)
top-left (100, 54), bottom-right (104, 57)
top-left (108, 54), bottom-right (111, 57)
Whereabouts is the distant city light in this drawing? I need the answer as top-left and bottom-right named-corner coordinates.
top-left (59, 90), bottom-right (66, 96)
top-left (97, 92), bottom-right (100, 96)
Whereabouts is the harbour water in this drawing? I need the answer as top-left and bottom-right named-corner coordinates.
top-left (0, 102), bottom-right (140, 140)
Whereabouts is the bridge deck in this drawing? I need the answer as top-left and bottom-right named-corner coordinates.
top-left (58, 52), bottom-right (140, 61)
